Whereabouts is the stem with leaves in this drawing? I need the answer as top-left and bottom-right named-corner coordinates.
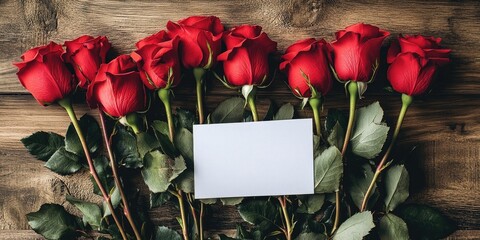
top-left (278, 196), bottom-right (292, 240)
top-left (99, 110), bottom-right (141, 240)
top-left (192, 73), bottom-right (207, 239)
top-left (57, 98), bottom-right (128, 240)
top-left (360, 94), bottom-right (413, 211)
top-left (158, 89), bottom-right (191, 240)
top-left (169, 189), bottom-right (189, 240)
top-left (194, 68), bottom-right (206, 124)
top-left (331, 81), bottom-right (359, 235)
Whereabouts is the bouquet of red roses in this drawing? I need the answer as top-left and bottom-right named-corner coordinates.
top-left (15, 16), bottom-right (453, 240)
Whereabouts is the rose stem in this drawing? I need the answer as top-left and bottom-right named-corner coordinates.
top-left (158, 89), bottom-right (190, 239)
top-left (331, 81), bottom-right (358, 235)
top-left (246, 87), bottom-right (259, 121)
top-left (169, 189), bottom-right (189, 240)
top-left (99, 110), bottom-right (142, 240)
top-left (193, 67), bottom-right (207, 240)
top-left (158, 89), bottom-right (174, 142)
top-left (57, 98), bottom-right (128, 240)
top-left (249, 91), bottom-right (293, 239)
top-left (194, 68), bottom-right (206, 124)
top-left (199, 202), bottom-right (204, 240)
top-left (186, 194), bottom-right (200, 239)
top-left (278, 196), bottom-right (292, 240)
top-left (360, 94), bottom-right (412, 211)
top-left (308, 97), bottom-right (322, 136)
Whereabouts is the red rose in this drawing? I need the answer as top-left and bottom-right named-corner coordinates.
top-left (136, 30), bottom-right (170, 49)
top-left (131, 30), bottom-right (181, 90)
top-left (217, 25), bottom-right (277, 87)
top-left (280, 38), bottom-right (332, 98)
top-left (331, 23), bottom-right (389, 82)
top-left (64, 35), bottom-right (111, 88)
top-left (167, 16), bottom-right (224, 69)
top-left (387, 35), bottom-right (450, 96)
top-left (387, 35), bottom-right (450, 66)
top-left (13, 42), bottom-right (77, 106)
top-left (87, 55), bottom-right (146, 117)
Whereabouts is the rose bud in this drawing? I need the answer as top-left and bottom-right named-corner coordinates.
top-left (217, 25), bottom-right (277, 88)
top-left (167, 15), bottom-right (224, 69)
top-left (87, 55), bottom-right (146, 118)
top-left (64, 35), bottom-right (111, 88)
top-left (387, 35), bottom-right (450, 96)
top-left (217, 24), bottom-right (277, 121)
top-left (280, 38), bottom-right (332, 100)
top-left (13, 42), bottom-right (77, 106)
top-left (280, 38), bottom-right (332, 135)
top-left (330, 23), bottom-right (389, 84)
top-left (131, 30), bottom-right (181, 90)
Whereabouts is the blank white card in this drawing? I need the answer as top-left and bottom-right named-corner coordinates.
top-left (193, 119), bottom-right (314, 199)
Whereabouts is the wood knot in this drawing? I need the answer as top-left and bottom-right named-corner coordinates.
top-left (284, 0), bottom-right (330, 27)
top-left (21, 0), bottom-right (58, 33)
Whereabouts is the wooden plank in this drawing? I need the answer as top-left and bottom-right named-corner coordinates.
top-left (0, 0), bottom-right (479, 94)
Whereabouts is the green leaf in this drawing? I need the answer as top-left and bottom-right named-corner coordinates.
top-left (384, 165), bottom-right (409, 212)
top-left (27, 204), bottom-right (81, 240)
top-left (219, 234), bottom-right (242, 240)
top-left (396, 204), bottom-right (456, 239)
top-left (21, 131), bottom-right (65, 161)
top-left (111, 127), bottom-right (142, 168)
top-left (200, 198), bottom-right (217, 205)
top-left (237, 199), bottom-right (278, 226)
top-left (221, 197), bottom-right (244, 206)
top-left (66, 195), bottom-right (102, 230)
top-left (350, 102), bottom-right (389, 159)
top-left (103, 186), bottom-right (121, 217)
top-left (263, 99), bottom-right (276, 121)
top-left (378, 213), bottom-right (409, 240)
top-left (348, 164), bottom-right (379, 210)
top-left (314, 146), bottom-right (343, 193)
top-left (175, 108), bottom-right (196, 131)
top-left (136, 131), bottom-right (160, 158)
top-left (174, 170), bottom-right (194, 193)
top-left (211, 97), bottom-right (245, 123)
top-left (295, 232), bottom-right (327, 240)
top-left (152, 121), bottom-right (178, 157)
top-left (44, 147), bottom-right (83, 175)
top-left (65, 114), bottom-right (101, 157)
top-left (327, 122), bottom-right (345, 150)
top-left (297, 194), bottom-right (325, 214)
top-left (333, 211), bottom-right (375, 240)
top-left (142, 150), bottom-right (186, 193)
top-left (174, 128), bottom-right (193, 162)
top-left (150, 192), bottom-right (171, 208)
top-left (273, 103), bottom-right (294, 120)
top-left (154, 226), bottom-right (182, 240)
top-left (325, 109), bottom-right (348, 132)
top-left (91, 156), bottom-right (113, 196)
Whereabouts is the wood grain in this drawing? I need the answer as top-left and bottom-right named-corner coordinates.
top-left (0, 0), bottom-right (479, 239)
top-left (0, 0), bottom-right (479, 94)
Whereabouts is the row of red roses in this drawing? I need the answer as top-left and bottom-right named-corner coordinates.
top-left (14, 17), bottom-right (450, 120)
top-left (14, 16), bottom-right (451, 240)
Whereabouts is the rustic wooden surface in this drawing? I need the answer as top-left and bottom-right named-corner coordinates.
top-left (0, 0), bottom-right (479, 239)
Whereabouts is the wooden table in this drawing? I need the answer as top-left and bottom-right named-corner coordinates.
top-left (0, 0), bottom-right (479, 239)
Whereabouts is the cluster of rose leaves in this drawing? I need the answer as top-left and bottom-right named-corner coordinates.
top-left (14, 15), bottom-right (454, 240)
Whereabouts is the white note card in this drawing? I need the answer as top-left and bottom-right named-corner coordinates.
top-left (193, 119), bottom-right (314, 199)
